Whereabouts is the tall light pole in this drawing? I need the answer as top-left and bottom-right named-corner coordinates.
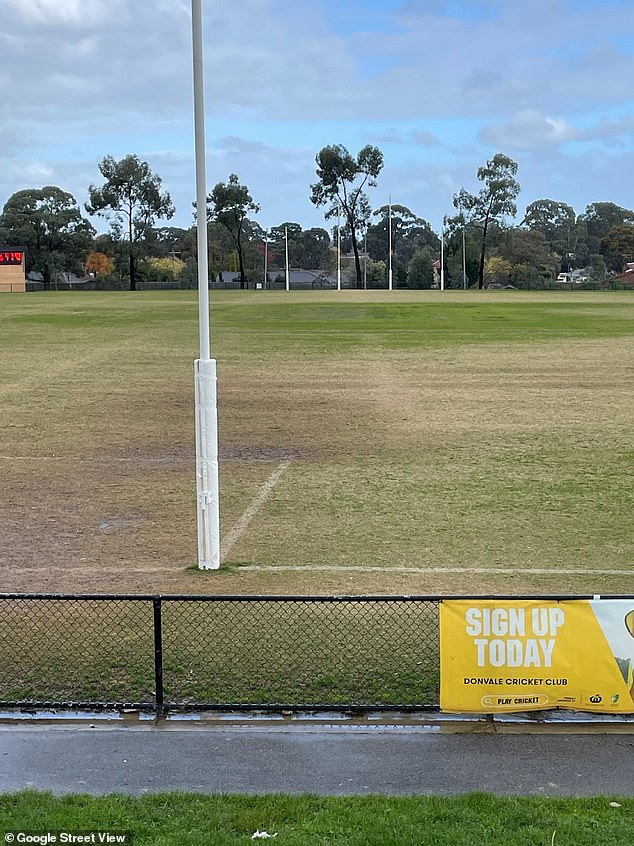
top-left (263, 235), bottom-right (268, 289)
top-left (336, 207), bottom-right (341, 291)
top-left (388, 195), bottom-right (393, 291)
top-left (192, 0), bottom-right (220, 569)
top-left (284, 225), bottom-right (290, 291)
top-left (457, 203), bottom-right (467, 290)
top-left (440, 216), bottom-right (446, 292)
top-left (363, 227), bottom-right (367, 290)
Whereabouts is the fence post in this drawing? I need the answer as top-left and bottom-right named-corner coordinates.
top-left (152, 597), bottom-right (164, 715)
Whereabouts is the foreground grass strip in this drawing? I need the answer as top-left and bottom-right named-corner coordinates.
top-left (0, 792), bottom-right (631, 845)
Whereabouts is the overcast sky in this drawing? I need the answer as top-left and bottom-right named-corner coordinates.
top-left (2, 0), bottom-right (633, 235)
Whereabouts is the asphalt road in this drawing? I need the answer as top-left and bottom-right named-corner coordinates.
top-left (1, 719), bottom-right (634, 796)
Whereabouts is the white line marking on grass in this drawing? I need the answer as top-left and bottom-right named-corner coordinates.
top-left (221, 460), bottom-right (291, 562)
top-left (0, 456), bottom-right (178, 462)
top-left (237, 565), bottom-right (634, 576)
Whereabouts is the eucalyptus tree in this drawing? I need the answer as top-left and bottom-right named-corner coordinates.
top-left (453, 153), bottom-right (520, 289)
top-left (599, 223), bottom-right (634, 272)
top-left (367, 204), bottom-right (438, 266)
top-left (206, 174), bottom-right (260, 288)
top-left (522, 199), bottom-right (576, 240)
top-left (580, 202), bottom-right (634, 255)
top-left (499, 228), bottom-right (560, 273)
top-left (86, 154), bottom-right (174, 290)
top-left (310, 144), bottom-right (383, 287)
top-left (269, 221), bottom-right (302, 269)
top-left (0, 186), bottom-right (95, 288)
top-left (268, 223), bottom-right (332, 270)
top-left (522, 199), bottom-right (579, 268)
top-left (301, 227), bottom-right (332, 269)
top-left (147, 226), bottom-right (192, 258)
top-left (407, 248), bottom-right (436, 289)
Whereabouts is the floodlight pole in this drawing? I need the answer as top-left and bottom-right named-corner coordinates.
top-left (285, 225), bottom-right (290, 291)
top-left (363, 228), bottom-right (367, 290)
top-left (440, 218), bottom-right (445, 292)
top-left (192, 0), bottom-right (220, 570)
top-left (388, 195), bottom-right (393, 291)
top-left (336, 207), bottom-right (341, 291)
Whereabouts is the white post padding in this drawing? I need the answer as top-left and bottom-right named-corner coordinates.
top-left (195, 357), bottom-right (221, 569)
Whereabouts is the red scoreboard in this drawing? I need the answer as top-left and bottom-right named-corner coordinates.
top-left (0, 250), bottom-right (24, 265)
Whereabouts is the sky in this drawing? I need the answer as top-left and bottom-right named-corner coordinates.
top-left (2, 0), bottom-right (634, 236)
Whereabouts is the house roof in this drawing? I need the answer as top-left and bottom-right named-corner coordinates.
top-left (610, 271), bottom-right (634, 284)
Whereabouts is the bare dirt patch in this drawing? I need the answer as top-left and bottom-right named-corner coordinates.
top-left (97, 514), bottom-right (147, 534)
top-left (0, 444), bottom-right (305, 594)
top-left (220, 445), bottom-right (313, 462)
top-left (0, 449), bottom-right (190, 593)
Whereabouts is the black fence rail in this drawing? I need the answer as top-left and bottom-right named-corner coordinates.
top-left (4, 593), bottom-right (627, 715)
top-left (0, 594), bottom-right (440, 713)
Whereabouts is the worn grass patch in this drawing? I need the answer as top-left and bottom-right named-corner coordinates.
top-left (0, 290), bottom-right (633, 595)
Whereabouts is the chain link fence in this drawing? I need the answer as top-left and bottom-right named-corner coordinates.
top-left (0, 594), bottom-right (439, 713)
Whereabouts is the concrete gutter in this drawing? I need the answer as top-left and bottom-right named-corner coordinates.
top-left (2, 709), bottom-right (634, 733)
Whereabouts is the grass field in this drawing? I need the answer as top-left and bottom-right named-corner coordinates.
top-left (1, 791), bottom-right (632, 846)
top-left (1, 289), bottom-right (633, 596)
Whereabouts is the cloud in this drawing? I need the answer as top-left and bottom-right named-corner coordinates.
top-left (215, 137), bottom-right (272, 156)
top-left (412, 130), bottom-right (443, 148)
top-left (371, 129), bottom-right (442, 147)
top-left (1, 0), bottom-right (634, 236)
top-left (463, 68), bottom-right (505, 93)
top-left (478, 110), bottom-right (580, 149)
top-left (2, 0), bottom-right (632, 132)
top-left (579, 115), bottom-right (634, 144)
top-left (20, 160), bottom-right (55, 182)
top-left (516, 146), bottom-right (634, 216)
top-left (0, 121), bottom-right (29, 156)
top-left (5, 0), bottom-right (112, 28)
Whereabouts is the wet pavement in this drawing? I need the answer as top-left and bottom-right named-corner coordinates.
top-left (1, 712), bottom-right (634, 796)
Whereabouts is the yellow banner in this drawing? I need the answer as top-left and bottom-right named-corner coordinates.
top-left (440, 599), bottom-right (634, 713)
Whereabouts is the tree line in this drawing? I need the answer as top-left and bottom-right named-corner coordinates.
top-left (1, 148), bottom-right (633, 291)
